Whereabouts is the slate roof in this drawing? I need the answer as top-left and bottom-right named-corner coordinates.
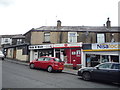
top-left (24, 26), bottom-right (120, 35)
top-left (0, 34), bottom-right (23, 38)
top-left (35, 26), bottom-right (120, 32)
top-left (12, 35), bottom-right (25, 39)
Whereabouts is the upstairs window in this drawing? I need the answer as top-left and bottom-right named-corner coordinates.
top-left (68, 32), bottom-right (77, 43)
top-left (97, 34), bottom-right (105, 43)
top-left (44, 32), bottom-right (50, 42)
top-left (17, 39), bottom-right (22, 44)
top-left (5, 38), bottom-right (8, 43)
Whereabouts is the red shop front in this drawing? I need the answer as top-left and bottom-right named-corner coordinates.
top-left (53, 43), bottom-right (82, 64)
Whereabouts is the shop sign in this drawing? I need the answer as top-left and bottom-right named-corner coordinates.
top-left (29, 44), bottom-right (53, 50)
top-left (92, 42), bottom-right (120, 50)
top-left (53, 43), bottom-right (82, 48)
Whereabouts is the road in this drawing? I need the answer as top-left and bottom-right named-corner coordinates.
top-left (2, 59), bottom-right (120, 88)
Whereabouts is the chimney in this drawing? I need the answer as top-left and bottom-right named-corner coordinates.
top-left (57, 20), bottom-right (61, 28)
top-left (106, 17), bottom-right (111, 28)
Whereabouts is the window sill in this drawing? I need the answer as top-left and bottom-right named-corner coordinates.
top-left (43, 41), bottom-right (51, 43)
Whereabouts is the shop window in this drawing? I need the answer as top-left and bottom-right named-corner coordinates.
top-left (111, 55), bottom-right (119, 62)
top-left (97, 33), bottom-right (105, 43)
top-left (68, 32), bottom-right (77, 43)
top-left (44, 32), bottom-right (50, 42)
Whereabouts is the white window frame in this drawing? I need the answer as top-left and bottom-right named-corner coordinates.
top-left (68, 32), bottom-right (77, 43)
top-left (44, 32), bottom-right (50, 42)
top-left (97, 33), bottom-right (105, 43)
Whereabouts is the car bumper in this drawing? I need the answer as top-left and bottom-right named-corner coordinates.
top-left (53, 65), bottom-right (64, 70)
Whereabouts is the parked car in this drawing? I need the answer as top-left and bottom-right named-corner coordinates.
top-left (0, 50), bottom-right (4, 60)
top-left (78, 62), bottom-right (120, 84)
top-left (29, 56), bottom-right (64, 73)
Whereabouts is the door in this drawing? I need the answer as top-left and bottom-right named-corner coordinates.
top-left (92, 63), bottom-right (112, 81)
top-left (109, 64), bottom-right (120, 82)
top-left (34, 52), bottom-right (38, 60)
top-left (34, 57), bottom-right (45, 68)
top-left (41, 57), bottom-right (51, 69)
top-left (13, 48), bottom-right (16, 59)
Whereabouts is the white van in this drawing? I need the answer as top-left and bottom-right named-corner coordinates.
top-left (0, 50), bottom-right (4, 60)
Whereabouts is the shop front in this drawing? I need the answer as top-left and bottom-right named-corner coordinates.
top-left (53, 43), bottom-right (82, 64)
top-left (82, 42), bottom-right (120, 67)
top-left (29, 44), bottom-right (53, 62)
top-left (29, 43), bottom-right (82, 64)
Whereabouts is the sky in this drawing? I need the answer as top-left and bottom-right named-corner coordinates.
top-left (0, 0), bottom-right (119, 35)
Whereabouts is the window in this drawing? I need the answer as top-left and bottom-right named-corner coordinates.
top-left (38, 57), bottom-right (45, 61)
top-left (68, 32), bottom-right (77, 43)
top-left (53, 58), bottom-right (62, 62)
top-left (112, 64), bottom-right (120, 69)
top-left (5, 38), bottom-right (8, 43)
top-left (98, 63), bottom-right (112, 69)
top-left (44, 57), bottom-right (51, 61)
top-left (17, 39), bottom-right (22, 44)
top-left (97, 34), bottom-right (105, 43)
top-left (44, 32), bottom-right (50, 42)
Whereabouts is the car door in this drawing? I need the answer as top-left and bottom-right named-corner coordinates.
top-left (109, 64), bottom-right (120, 83)
top-left (35, 57), bottom-right (45, 68)
top-left (92, 63), bottom-right (112, 81)
top-left (41, 57), bottom-right (51, 69)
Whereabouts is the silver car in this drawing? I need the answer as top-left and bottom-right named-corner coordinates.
top-left (0, 50), bottom-right (4, 60)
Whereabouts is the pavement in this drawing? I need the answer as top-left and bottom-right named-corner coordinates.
top-left (3, 58), bottom-right (78, 75)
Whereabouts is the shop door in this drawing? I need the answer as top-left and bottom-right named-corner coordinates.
top-left (71, 49), bottom-right (81, 64)
top-left (13, 48), bottom-right (16, 59)
top-left (34, 52), bottom-right (38, 60)
top-left (56, 51), bottom-right (60, 59)
top-left (65, 49), bottom-right (81, 64)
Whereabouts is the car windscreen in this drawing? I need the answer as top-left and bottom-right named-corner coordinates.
top-left (53, 58), bottom-right (62, 62)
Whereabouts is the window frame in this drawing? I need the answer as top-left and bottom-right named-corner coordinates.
top-left (68, 32), bottom-right (77, 43)
top-left (97, 33), bottom-right (105, 43)
top-left (98, 63), bottom-right (112, 69)
top-left (44, 32), bottom-right (50, 42)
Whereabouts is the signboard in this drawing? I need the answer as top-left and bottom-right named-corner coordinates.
top-left (29, 44), bottom-right (53, 50)
top-left (29, 43), bottom-right (82, 50)
top-left (92, 42), bottom-right (120, 50)
top-left (53, 43), bottom-right (82, 48)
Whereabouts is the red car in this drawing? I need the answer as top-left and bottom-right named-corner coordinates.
top-left (29, 56), bottom-right (64, 73)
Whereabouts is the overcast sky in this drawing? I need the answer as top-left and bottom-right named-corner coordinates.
top-left (0, 0), bottom-right (119, 35)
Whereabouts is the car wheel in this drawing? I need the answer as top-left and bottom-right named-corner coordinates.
top-left (82, 72), bottom-right (91, 81)
top-left (47, 66), bottom-right (53, 73)
top-left (30, 64), bottom-right (34, 69)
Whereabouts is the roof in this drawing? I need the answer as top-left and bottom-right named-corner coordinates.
top-left (35, 26), bottom-right (119, 32)
top-left (0, 34), bottom-right (23, 38)
top-left (12, 35), bottom-right (25, 39)
top-left (24, 26), bottom-right (120, 35)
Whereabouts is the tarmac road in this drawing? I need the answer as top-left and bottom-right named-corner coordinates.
top-left (2, 59), bottom-right (120, 89)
